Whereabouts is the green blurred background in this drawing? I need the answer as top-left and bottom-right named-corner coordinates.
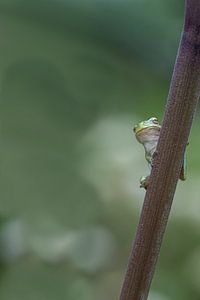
top-left (0, 1), bottom-right (200, 299)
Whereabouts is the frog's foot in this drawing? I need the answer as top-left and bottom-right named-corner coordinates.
top-left (139, 175), bottom-right (150, 190)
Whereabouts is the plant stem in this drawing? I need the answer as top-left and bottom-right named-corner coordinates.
top-left (120, 1), bottom-right (200, 299)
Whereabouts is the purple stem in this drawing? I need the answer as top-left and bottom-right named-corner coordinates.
top-left (120, 1), bottom-right (200, 299)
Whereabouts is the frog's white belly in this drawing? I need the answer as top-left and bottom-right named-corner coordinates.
top-left (143, 139), bottom-right (158, 157)
top-left (136, 127), bottom-right (160, 165)
top-left (140, 132), bottom-right (160, 166)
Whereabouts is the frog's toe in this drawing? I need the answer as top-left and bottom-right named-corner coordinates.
top-left (139, 175), bottom-right (149, 190)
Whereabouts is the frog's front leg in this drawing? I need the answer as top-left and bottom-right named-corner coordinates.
top-left (140, 151), bottom-right (157, 189)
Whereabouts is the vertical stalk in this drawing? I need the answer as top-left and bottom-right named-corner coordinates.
top-left (120, 1), bottom-right (200, 299)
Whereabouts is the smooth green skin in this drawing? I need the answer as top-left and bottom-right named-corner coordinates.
top-left (133, 117), bottom-right (186, 189)
top-left (133, 117), bottom-right (161, 135)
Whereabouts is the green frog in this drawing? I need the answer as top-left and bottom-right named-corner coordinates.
top-left (133, 117), bottom-right (186, 189)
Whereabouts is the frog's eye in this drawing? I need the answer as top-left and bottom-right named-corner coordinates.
top-left (133, 125), bottom-right (137, 132)
top-left (151, 117), bottom-right (159, 124)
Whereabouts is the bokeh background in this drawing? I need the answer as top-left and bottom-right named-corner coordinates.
top-left (0, 1), bottom-right (200, 299)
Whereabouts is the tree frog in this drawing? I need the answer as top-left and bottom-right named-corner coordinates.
top-left (133, 117), bottom-right (186, 189)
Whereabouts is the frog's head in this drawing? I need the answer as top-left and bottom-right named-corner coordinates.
top-left (133, 117), bottom-right (161, 135)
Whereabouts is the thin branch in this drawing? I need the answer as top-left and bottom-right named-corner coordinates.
top-left (120, 1), bottom-right (200, 299)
